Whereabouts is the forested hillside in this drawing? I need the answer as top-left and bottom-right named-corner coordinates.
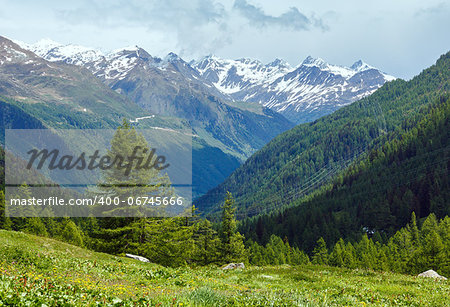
top-left (240, 94), bottom-right (450, 252)
top-left (196, 52), bottom-right (450, 219)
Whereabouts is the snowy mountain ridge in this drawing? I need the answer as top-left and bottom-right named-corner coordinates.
top-left (192, 54), bottom-right (395, 122)
top-left (17, 39), bottom-right (396, 123)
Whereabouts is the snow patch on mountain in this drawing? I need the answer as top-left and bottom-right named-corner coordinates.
top-left (18, 38), bottom-right (396, 123)
top-left (193, 55), bottom-right (395, 123)
top-left (17, 39), bottom-right (144, 81)
top-left (194, 55), bottom-right (292, 94)
top-left (17, 39), bottom-right (104, 65)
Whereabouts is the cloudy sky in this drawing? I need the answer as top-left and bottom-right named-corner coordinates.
top-left (0, 0), bottom-right (449, 79)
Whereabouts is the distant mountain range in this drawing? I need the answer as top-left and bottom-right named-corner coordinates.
top-left (18, 39), bottom-right (395, 123)
top-left (16, 39), bottom-right (292, 159)
top-left (0, 36), bottom-right (292, 197)
top-left (1, 36), bottom-right (396, 196)
top-left (193, 55), bottom-right (395, 123)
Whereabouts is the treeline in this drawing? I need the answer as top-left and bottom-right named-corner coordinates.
top-left (247, 235), bottom-right (309, 266)
top-left (0, 192), bottom-right (245, 267)
top-left (240, 94), bottom-right (450, 253)
top-left (2, 192), bottom-right (449, 278)
top-left (0, 121), bottom-right (245, 267)
top-left (311, 213), bottom-right (450, 276)
top-left (0, 190), bottom-right (304, 267)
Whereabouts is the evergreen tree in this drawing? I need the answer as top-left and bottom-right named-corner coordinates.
top-left (330, 238), bottom-right (345, 267)
top-left (140, 218), bottom-right (193, 267)
top-left (312, 237), bottom-right (328, 265)
top-left (219, 192), bottom-right (246, 263)
top-left (9, 183), bottom-right (37, 230)
top-left (192, 219), bottom-right (220, 265)
top-left (409, 212), bottom-right (420, 247)
top-left (94, 119), bottom-right (173, 218)
top-left (61, 218), bottom-right (84, 247)
top-left (290, 247), bottom-right (310, 265)
top-left (421, 230), bottom-right (445, 271)
top-left (343, 241), bottom-right (356, 268)
top-left (24, 217), bottom-right (48, 237)
top-left (248, 241), bottom-right (266, 265)
top-left (0, 190), bottom-right (11, 229)
top-left (356, 234), bottom-right (377, 269)
top-left (89, 119), bottom-right (175, 259)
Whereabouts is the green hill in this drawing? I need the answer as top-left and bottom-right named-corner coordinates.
top-left (1, 230), bottom-right (448, 306)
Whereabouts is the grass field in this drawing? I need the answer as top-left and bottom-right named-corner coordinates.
top-left (0, 230), bottom-right (448, 306)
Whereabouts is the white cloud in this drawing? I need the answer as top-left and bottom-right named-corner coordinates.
top-left (233, 0), bottom-right (328, 31)
top-left (0, 0), bottom-right (448, 79)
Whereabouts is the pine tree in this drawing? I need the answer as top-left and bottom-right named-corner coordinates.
top-left (290, 247), bottom-right (310, 265)
top-left (330, 238), bottom-right (345, 267)
top-left (420, 213), bottom-right (439, 241)
top-left (24, 217), bottom-right (48, 237)
top-left (8, 183), bottom-right (37, 231)
top-left (312, 237), bottom-right (328, 265)
top-left (409, 212), bottom-right (420, 247)
top-left (192, 219), bottom-right (220, 265)
top-left (89, 120), bottom-right (174, 258)
top-left (219, 192), bottom-right (246, 263)
top-left (248, 241), bottom-right (266, 265)
top-left (421, 230), bottom-right (445, 272)
top-left (343, 241), bottom-right (356, 268)
top-left (61, 218), bottom-right (84, 247)
top-left (94, 119), bottom-right (173, 218)
top-left (140, 217), bottom-right (193, 267)
top-left (356, 234), bottom-right (377, 269)
top-left (437, 216), bottom-right (450, 275)
top-left (0, 190), bottom-right (12, 229)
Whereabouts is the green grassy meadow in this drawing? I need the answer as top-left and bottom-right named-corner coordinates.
top-left (0, 230), bottom-right (448, 306)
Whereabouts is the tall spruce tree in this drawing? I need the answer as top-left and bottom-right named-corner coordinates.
top-left (312, 237), bottom-right (329, 265)
top-left (219, 192), bottom-right (246, 263)
top-left (90, 120), bottom-right (173, 255)
top-left (193, 219), bottom-right (221, 265)
top-left (95, 119), bottom-right (173, 218)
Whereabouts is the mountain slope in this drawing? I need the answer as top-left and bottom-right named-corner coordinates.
top-left (196, 52), bottom-right (450, 218)
top-left (193, 55), bottom-right (395, 123)
top-left (21, 39), bottom-right (393, 127)
top-left (0, 37), bottom-right (148, 128)
top-left (240, 94), bottom-right (450, 252)
top-left (19, 39), bottom-right (294, 160)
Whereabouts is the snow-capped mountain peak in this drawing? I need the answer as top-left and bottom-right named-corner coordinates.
top-left (267, 58), bottom-right (291, 69)
top-left (301, 56), bottom-right (327, 68)
top-left (192, 55), bottom-right (294, 95)
top-left (16, 39), bottom-right (105, 66)
top-left (17, 37), bottom-right (395, 124)
top-left (47, 44), bottom-right (104, 65)
top-left (194, 55), bottom-right (396, 123)
top-left (350, 59), bottom-right (373, 72)
top-left (164, 52), bottom-right (183, 63)
top-left (17, 38), bottom-right (62, 57)
top-left (110, 45), bottom-right (140, 54)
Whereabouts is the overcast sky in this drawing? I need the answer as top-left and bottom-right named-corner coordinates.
top-left (1, 0), bottom-right (449, 79)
